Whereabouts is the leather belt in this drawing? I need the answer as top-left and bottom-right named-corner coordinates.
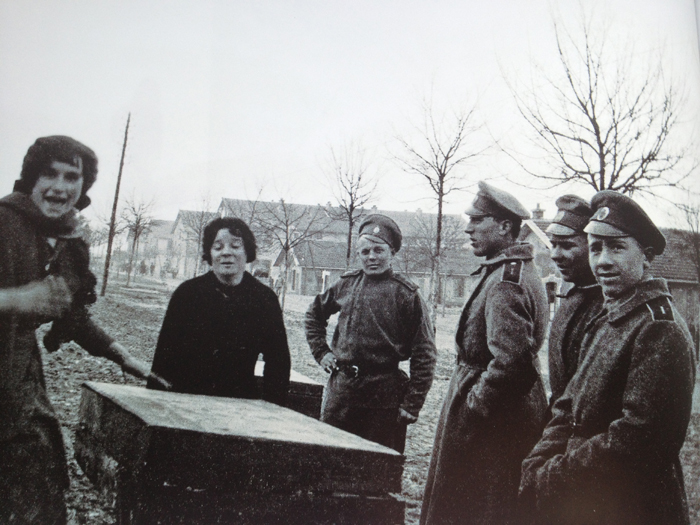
top-left (335, 361), bottom-right (398, 378)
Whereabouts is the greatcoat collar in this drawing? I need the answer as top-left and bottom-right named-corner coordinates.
top-left (471, 242), bottom-right (534, 276)
top-left (604, 278), bottom-right (671, 324)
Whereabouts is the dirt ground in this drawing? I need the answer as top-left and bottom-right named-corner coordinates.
top-left (42, 275), bottom-right (700, 524)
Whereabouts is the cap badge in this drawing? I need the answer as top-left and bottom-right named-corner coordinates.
top-left (593, 207), bottom-right (610, 221)
top-left (373, 226), bottom-right (380, 234)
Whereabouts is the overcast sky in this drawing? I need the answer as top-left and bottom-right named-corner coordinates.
top-left (0, 0), bottom-right (697, 227)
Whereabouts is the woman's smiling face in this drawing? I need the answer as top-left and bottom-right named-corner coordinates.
top-left (31, 160), bottom-right (83, 219)
top-left (210, 228), bottom-right (248, 285)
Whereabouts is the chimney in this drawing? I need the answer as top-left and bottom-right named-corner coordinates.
top-left (532, 203), bottom-right (544, 220)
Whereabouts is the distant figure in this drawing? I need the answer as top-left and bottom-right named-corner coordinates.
top-left (421, 181), bottom-right (549, 525)
top-left (545, 195), bottom-right (603, 410)
top-left (148, 217), bottom-right (291, 405)
top-left (521, 191), bottom-right (696, 525)
top-left (0, 136), bottom-right (157, 524)
top-left (305, 214), bottom-right (437, 453)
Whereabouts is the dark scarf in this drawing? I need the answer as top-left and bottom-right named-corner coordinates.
top-left (0, 192), bottom-right (82, 239)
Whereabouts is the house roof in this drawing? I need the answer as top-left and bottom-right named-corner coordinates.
top-left (284, 240), bottom-right (352, 269)
top-left (149, 220), bottom-right (175, 239)
top-left (172, 210), bottom-right (219, 232)
top-left (653, 229), bottom-right (698, 283)
top-left (218, 198), bottom-right (468, 239)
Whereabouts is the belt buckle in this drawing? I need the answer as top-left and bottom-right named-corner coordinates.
top-left (350, 365), bottom-right (359, 378)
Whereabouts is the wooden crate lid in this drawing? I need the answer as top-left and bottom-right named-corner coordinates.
top-left (79, 382), bottom-right (403, 495)
top-left (83, 382), bottom-right (395, 454)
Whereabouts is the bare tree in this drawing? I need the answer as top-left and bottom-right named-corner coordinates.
top-left (180, 196), bottom-right (217, 277)
top-left (255, 199), bottom-right (334, 311)
top-left (510, 11), bottom-right (693, 196)
top-left (397, 213), bottom-right (468, 308)
top-left (122, 196), bottom-right (155, 287)
top-left (220, 189), bottom-right (271, 246)
top-left (394, 100), bottom-right (485, 324)
top-left (324, 141), bottom-right (377, 269)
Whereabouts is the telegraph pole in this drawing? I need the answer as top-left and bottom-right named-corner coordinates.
top-left (100, 113), bottom-right (130, 296)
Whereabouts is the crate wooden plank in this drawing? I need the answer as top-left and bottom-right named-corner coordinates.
top-left (76, 382), bottom-right (403, 498)
top-left (254, 361), bottom-right (323, 418)
top-left (123, 488), bottom-right (405, 525)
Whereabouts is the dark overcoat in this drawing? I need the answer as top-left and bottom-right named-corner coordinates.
top-left (0, 193), bottom-right (115, 523)
top-left (547, 282), bottom-right (603, 406)
top-left (421, 242), bottom-right (549, 525)
top-left (148, 271), bottom-right (291, 405)
top-left (305, 268), bottom-right (437, 450)
top-left (521, 278), bottom-right (696, 525)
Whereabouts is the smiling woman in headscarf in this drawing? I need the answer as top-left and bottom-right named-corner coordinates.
top-left (0, 136), bottom-right (159, 524)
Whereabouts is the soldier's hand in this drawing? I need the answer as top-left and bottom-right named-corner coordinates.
top-left (320, 352), bottom-right (338, 373)
top-left (398, 408), bottom-right (418, 424)
top-left (13, 276), bottom-right (72, 317)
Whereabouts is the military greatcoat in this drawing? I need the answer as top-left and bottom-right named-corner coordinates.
top-left (421, 242), bottom-right (549, 525)
top-left (521, 278), bottom-right (696, 525)
top-left (305, 268), bottom-right (436, 452)
top-left (547, 281), bottom-right (604, 406)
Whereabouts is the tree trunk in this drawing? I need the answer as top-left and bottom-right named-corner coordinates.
top-left (345, 220), bottom-right (353, 270)
top-left (126, 237), bottom-right (137, 287)
top-left (428, 185), bottom-right (445, 330)
top-left (280, 249), bottom-right (290, 312)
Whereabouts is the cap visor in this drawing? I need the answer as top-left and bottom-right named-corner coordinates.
top-left (546, 223), bottom-right (578, 236)
top-left (464, 204), bottom-right (488, 217)
top-left (583, 221), bottom-right (628, 237)
top-left (359, 233), bottom-right (390, 247)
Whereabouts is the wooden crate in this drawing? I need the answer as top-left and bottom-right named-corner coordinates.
top-left (76, 382), bottom-right (404, 524)
top-left (254, 361), bottom-right (323, 419)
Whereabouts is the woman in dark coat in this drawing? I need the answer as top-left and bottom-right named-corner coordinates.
top-left (0, 136), bottom-right (156, 524)
top-left (148, 217), bottom-right (291, 405)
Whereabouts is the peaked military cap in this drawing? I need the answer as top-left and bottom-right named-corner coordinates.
top-left (584, 190), bottom-right (666, 255)
top-left (465, 181), bottom-right (530, 220)
top-left (358, 214), bottom-right (402, 252)
top-left (546, 195), bottom-right (593, 236)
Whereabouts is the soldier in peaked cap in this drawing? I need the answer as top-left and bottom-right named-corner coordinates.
top-left (305, 214), bottom-right (437, 453)
top-left (545, 195), bottom-right (604, 409)
top-left (421, 181), bottom-right (549, 525)
top-left (521, 190), bottom-right (695, 525)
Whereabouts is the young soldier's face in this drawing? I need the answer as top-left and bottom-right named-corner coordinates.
top-left (357, 236), bottom-right (393, 275)
top-left (588, 234), bottom-right (649, 299)
top-left (31, 160), bottom-right (83, 219)
top-left (550, 234), bottom-right (590, 283)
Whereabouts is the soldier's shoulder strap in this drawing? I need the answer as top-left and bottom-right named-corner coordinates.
top-left (390, 272), bottom-right (419, 292)
top-left (501, 260), bottom-right (523, 285)
top-left (645, 296), bottom-right (675, 321)
top-left (340, 269), bottom-right (362, 279)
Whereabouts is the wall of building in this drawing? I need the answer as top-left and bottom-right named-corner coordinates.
top-left (669, 283), bottom-right (700, 355)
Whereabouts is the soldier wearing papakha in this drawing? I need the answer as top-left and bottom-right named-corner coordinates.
top-left (304, 214), bottom-right (437, 454)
